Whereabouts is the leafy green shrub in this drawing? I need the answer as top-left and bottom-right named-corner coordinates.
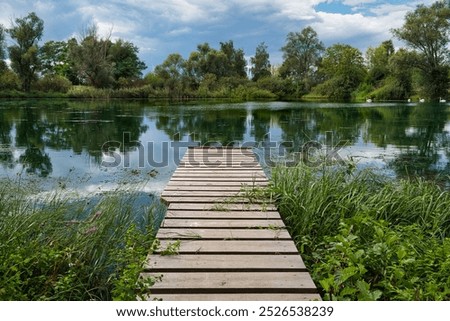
top-left (35, 74), bottom-right (72, 93)
top-left (67, 86), bottom-right (112, 99)
top-left (270, 164), bottom-right (450, 300)
top-left (0, 70), bottom-right (20, 90)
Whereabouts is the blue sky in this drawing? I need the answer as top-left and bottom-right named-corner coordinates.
top-left (0, 0), bottom-right (437, 73)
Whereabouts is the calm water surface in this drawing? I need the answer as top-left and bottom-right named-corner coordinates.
top-left (1, 100), bottom-right (449, 199)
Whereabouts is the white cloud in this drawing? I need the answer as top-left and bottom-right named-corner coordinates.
top-left (342, 0), bottom-right (376, 6)
top-left (167, 27), bottom-right (192, 36)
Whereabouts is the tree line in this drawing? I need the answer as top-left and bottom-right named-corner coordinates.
top-left (0, 1), bottom-right (449, 101)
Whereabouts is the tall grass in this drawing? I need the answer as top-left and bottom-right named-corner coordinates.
top-left (270, 164), bottom-right (450, 300)
top-left (0, 180), bottom-right (165, 300)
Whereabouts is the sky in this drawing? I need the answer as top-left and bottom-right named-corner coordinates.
top-left (0, 0), bottom-right (439, 73)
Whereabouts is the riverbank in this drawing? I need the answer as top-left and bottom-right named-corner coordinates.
top-left (270, 163), bottom-right (450, 300)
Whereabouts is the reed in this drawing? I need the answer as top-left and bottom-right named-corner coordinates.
top-left (270, 164), bottom-right (450, 300)
top-left (0, 180), bottom-right (165, 300)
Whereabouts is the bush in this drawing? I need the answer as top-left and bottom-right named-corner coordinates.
top-left (34, 75), bottom-right (72, 93)
top-left (67, 86), bottom-right (112, 99)
top-left (0, 70), bottom-right (20, 90)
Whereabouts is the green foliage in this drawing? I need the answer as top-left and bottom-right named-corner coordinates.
top-left (270, 164), bottom-right (450, 300)
top-left (0, 180), bottom-right (163, 300)
top-left (39, 40), bottom-right (71, 77)
top-left (314, 44), bottom-right (366, 101)
top-left (68, 25), bottom-right (114, 88)
top-left (393, 2), bottom-right (450, 100)
top-left (7, 12), bottom-right (44, 92)
top-left (280, 26), bottom-right (324, 93)
top-left (34, 74), bottom-right (72, 93)
top-left (251, 42), bottom-right (271, 81)
top-left (109, 39), bottom-right (147, 83)
top-left (0, 69), bottom-right (21, 90)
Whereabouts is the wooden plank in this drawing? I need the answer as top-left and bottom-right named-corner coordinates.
top-left (165, 181), bottom-right (268, 187)
top-left (143, 272), bottom-right (317, 293)
top-left (156, 228), bottom-right (291, 240)
top-left (165, 210), bottom-right (281, 219)
top-left (178, 163), bottom-right (260, 168)
top-left (160, 219), bottom-right (285, 229)
top-left (144, 293), bottom-right (322, 301)
top-left (163, 186), bottom-right (246, 191)
top-left (172, 171), bottom-right (267, 176)
top-left (161, 191), bottom-right (244, 197)
top-left (168, 203), bottom-right (277, 211)
top-left (162, 196), bottom-right (271, 203)
top-left (145, 254), bottom-right (306, 271)
top-left (169, 177), bottom-right (267, 182)
top-left (155, 240), bottom-right (299, 254)
top-left (174, 169), bottom-right (266, 174)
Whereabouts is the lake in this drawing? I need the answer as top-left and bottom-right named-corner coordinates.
top-left (1, 100), bottom-right (449, 200)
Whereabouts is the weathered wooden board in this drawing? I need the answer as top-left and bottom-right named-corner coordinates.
top-left (160, 219), bottom-right (284, 229)
top-left (167, 203), bottom-right (277, 211)
top-left (144, 293), bottom-right (322, 301)
top-left (145, 254), bottom-right (306, 271)
top-left (155, 240), bottom-right (299, 254)
top-left (164, 210), bottom-right (281, 219)
top-left (143, 272), bottom-right (317, 292)
top-left (155, 228), bottom-right (291, 240)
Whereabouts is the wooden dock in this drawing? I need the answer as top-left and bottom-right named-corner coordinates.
top-left (142, 147), bottom-right (320, 301)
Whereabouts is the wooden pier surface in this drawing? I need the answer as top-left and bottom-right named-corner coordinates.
top-left (142, 147), bottom-right (320, 301)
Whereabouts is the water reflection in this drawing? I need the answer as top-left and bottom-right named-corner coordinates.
top-left (0, 100), bottom-right (449, 190)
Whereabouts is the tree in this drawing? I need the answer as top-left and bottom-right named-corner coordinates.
top-left (109, 39), bottom-right (146, 84)
top-left (39, 40), bottom-right (70, 76)
top-left (68, 25), bottom-right (114, 88)
top-left (154, 53), bottom-right (186, 97)
top-left (7, 12), bottom-right (44, 92)
top-left (365, 40), bottom-right (395, 86)
top-left (251, 42), bottom-right (271, 81)
top-left (280, 26), bottom-right (324, 93)
top-left (315, 44), bottom-right (366, 101)
top-left (393, 1), bottom-right (450, 100)
top-left (0, 25), bottom-right (7, 71)
top-left (219, 40), bottom-right (247, 78)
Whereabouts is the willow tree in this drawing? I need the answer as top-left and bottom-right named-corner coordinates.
top-left (393, 1), bottom-right (450, 100)
top-left (7, 12), bottom-right (44, 92)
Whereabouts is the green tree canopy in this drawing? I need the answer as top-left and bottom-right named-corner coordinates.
top-left (366, 40), bottom-right (395, 86)
top-left (393, 1), bottom-right (450, 100)
top-left (219, 40), bottom-right (247, 79)
top-left (315, 44), bottom-right (366, 101)
top-left (7, 12), bottom-right (44, 92)
top-left (280, 26), bottom-right (324, 92)
top-left (154, 53), bottom-right (186, 96)
top-left (251, 42), bottom-right (271, 81)
top-left (68, 25), bottom-right (114, 88)
top-left (109, 39), bottom-right (147, 81)
top-left (39, 40), bottom-right (70, 76)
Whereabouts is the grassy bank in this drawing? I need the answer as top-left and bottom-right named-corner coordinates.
top-left (0, 181), bottom-right (164, 300)
top-left (269, 164), bottom-right (450, 300)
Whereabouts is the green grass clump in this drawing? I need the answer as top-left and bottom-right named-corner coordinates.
top-left (0, 180), bottom-right (164, 300)
top-left (270, 164), bottom-right (450, 300)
